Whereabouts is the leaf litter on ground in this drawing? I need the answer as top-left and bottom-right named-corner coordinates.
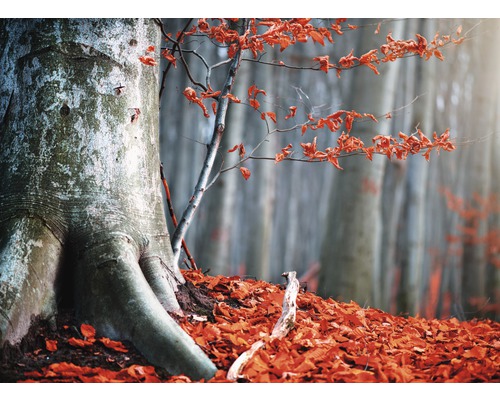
top-left (1, 269), bottom-right (498, 383)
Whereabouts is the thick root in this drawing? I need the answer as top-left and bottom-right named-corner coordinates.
top-left (75, 235), bottom-right (217, 380)
top-left (0, 217), bottom-right (63, 345)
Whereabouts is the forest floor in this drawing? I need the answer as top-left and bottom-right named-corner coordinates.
top-left (1, 269), bottom-right (499, 383)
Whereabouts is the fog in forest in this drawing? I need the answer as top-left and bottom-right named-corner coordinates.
top-left (159, 19), bottom-right (500, 321)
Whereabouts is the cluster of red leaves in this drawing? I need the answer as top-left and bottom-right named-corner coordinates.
top-left (23, 362), bottom-right (160, 383)
top-left (16, 270), bottom-right (499, 383)
top-left (176, 19), bottom-right (462, 76)
top-left (227, 143), bottom-right (252, 180)
top-left (278, 128), bottom-right (456, 170)
top-left (165, 19), bottom-right (462, 120)
top-left (191, 18), bottom-right (348, 59)
top-left (138, 45), bottom-right (158, 66)
top-left (441, 187), bottom-right (500, 270)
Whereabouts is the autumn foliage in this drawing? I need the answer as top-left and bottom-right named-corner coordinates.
top-left (13, 270), bottom-right (500, 383)
top-left (139, 18), bottom-right (463, 175)
top-left (441, 188), bottom-right (500, 270)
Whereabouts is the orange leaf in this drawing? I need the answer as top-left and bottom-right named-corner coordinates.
top-left (99, 337), bottom-right (129, 353)
top-left (223, 93), bottom-right (241, 103)
top-left (138, 55), bottom-right (158, 66)
top-left (262, 111), bottom-right (277, 123)
top-left (161, 49), bottom-right (177, 67)
top-left (249, 98), bottom-right (261, 110)
top-left (183, 87), bottom-right (210, 118)
top-left (309, 30), bottom-right (325, 45)
top-left (285, 106), bottom-right (297, 120)
top-left (68, 337), bottom-right (94, 348)
top-left (313, 55), bottom-right (334, 73)
top-left (80, 324), bottom-right (96, 339)
top-left (248, 84), bottom-right (266, 98)
top-left (45, 339), bottom-right (58, 352)
top-left (239, 167), bottom-right (251, 180)
top-left (228, 143), bottom-right (246, 158)
top-left (462, 346), bottom-right (487, 359)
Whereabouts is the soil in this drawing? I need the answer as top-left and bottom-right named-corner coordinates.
top-left (0, 275), bottom-right (216, 383)
top-left (0, 310), bottom-right (173, 382)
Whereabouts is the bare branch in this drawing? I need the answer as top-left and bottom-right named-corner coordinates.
top-left (157, 19), bottom-right (194, 102)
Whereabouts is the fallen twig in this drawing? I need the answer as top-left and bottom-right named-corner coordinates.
top-left (227, 271), bottom-right (300, 381)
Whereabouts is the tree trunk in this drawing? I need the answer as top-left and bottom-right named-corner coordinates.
top-left (195, 60), bottom-right (251, 276)
top-left (460, 21), bottom-right (495, 317)
top-left (318, 19), bottom-right (404, 306)
top-left (0, 18), bottom-right (216, 380)
top-left (397, 19), bottom-right (436, 316)
top-left (244, 57), bottom-right (277, 282)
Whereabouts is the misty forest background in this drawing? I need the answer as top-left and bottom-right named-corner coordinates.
top-left (158, 18), bottom-right (500, 321)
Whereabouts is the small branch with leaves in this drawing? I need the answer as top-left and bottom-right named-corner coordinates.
top-left (169, 19), bottom-right (249, 267)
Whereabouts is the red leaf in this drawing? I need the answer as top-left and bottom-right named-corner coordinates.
top-left (261, 111), bottom-right (277, 123)
top-left (313, 55), bottom-right (334, 73)
top-left (80, 324), bottom-right (96, 339)
top-left (239, 167), bottom-right (251, 180)
top-left (68, 337), bottom-right (94, 348)
top-left (223, 93), bottom-right (241, 103)
top-left (45, 339), bottom-right (58, 352)
top-left (99, 337), bottom-right (129, 353)
top-left (138, 55), bottom-right (158, 66)
top-left (285, 106), bottom-right (297, 120)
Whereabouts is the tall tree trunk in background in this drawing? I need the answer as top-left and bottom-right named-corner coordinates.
top-left (460, 21), bottom-right (495, 317)
top-left (244, 56), bottom-right (277, 282)
top-left (397, 19), bottom-right (437, 316)
top-left (489, 92), bottom-right (500, 321)
top-left (196, 61), bottom-right (251, 275)
top-left (0, 19), bottom-right (216, 379)
top-left (318, 19), bottom-right (404, 306)
top-left (160, 22), bottom-right (216, 255)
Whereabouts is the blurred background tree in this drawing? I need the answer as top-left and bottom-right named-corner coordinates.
top-left (159, 18), bottom-right (500, 321)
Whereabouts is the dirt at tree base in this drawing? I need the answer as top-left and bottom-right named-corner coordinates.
top-left (1, 269), bottom-right (499, 383)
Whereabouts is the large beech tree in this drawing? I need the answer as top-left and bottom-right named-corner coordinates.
top-left (0, 19), bottom-right (216, 379)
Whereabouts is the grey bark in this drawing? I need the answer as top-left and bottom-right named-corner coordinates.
top-left (460, 20), bottom-right (495, 316)
top-left (195, 60), bottom-right (251, 275)
top-left (244, 56), bottom-right (277, 282)
top-left (170, 19), bottom-right (247, 266)
top-left (0, 19), bottom-right (216, 379)
top-left (397, 19), bottom-right (436, 315)
top-left (318, 19), bottom-right (405, 306)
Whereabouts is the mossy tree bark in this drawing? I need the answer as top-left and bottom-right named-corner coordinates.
top-left (0, 18), bottom-right (216, 380)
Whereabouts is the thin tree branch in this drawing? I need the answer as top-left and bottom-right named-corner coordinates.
top-left (160, 163), bottom-right (198, 270)
top-left (157, 18), bottom-right (193, 102)
top-left (170, 19), bottom-right (249, 266)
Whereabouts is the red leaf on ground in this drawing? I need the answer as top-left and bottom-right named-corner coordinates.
top-left (99, 337), bottom-right (129, 353)
top-left (45, 339), bottom-right (57, 352)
